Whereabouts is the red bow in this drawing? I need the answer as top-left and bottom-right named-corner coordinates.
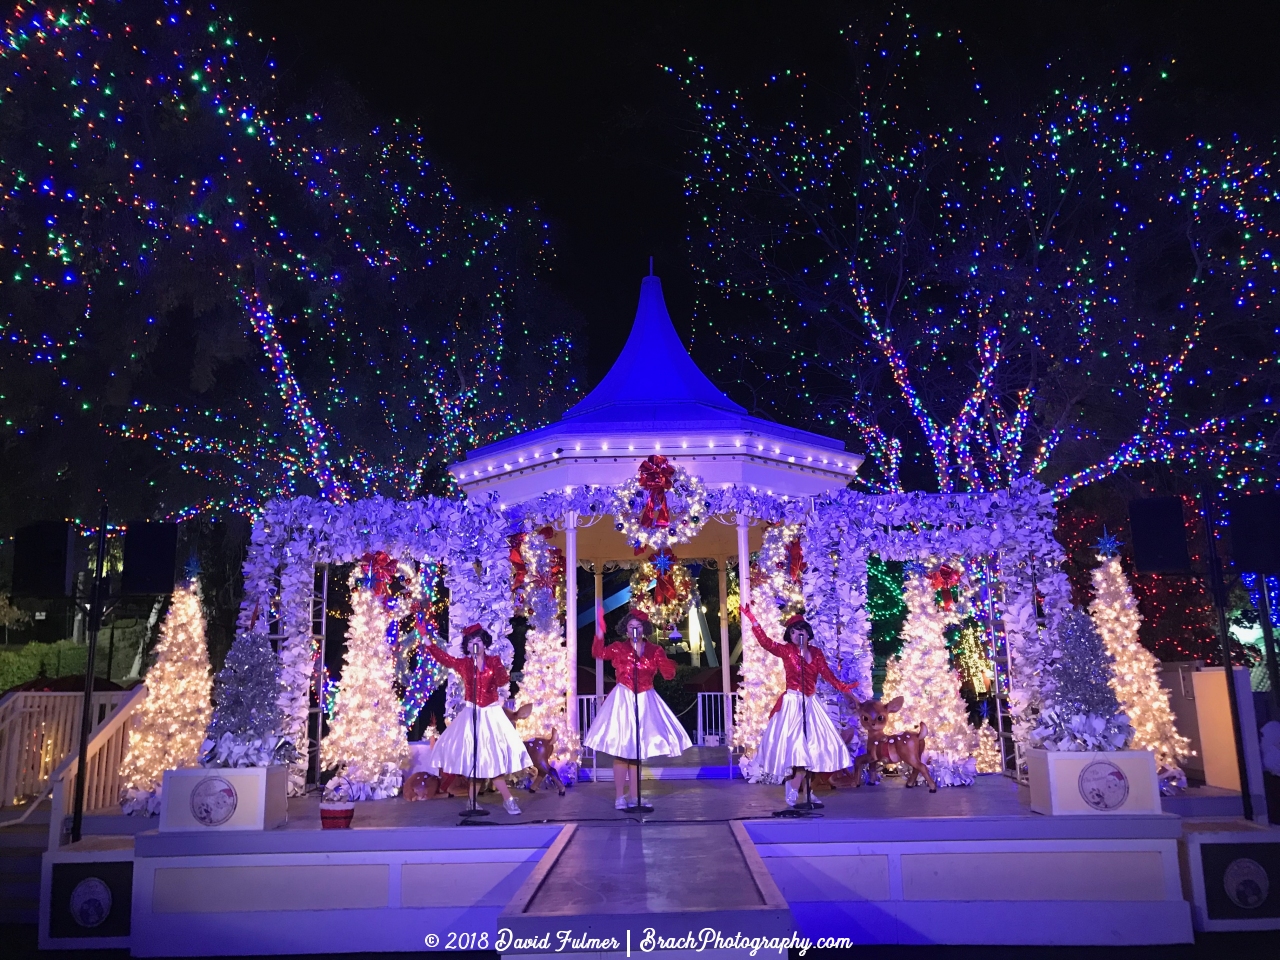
top-left (508, 533), bottom-right (528, 592)
top-left (784, 539), bottom-right (806, 584)
top-left (360, 551), bottom-right (398, 597)
top-left (928, 564), bottom-right (962, 609)
top-left (638, 455), bottom-right (675, 529)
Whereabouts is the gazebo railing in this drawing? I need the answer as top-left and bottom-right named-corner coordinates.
top-left (696, 692), bottom-right (735, 747)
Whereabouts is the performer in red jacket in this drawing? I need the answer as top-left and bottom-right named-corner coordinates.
top-left (583, 608), bottom-right (691, 811)
top-left (424, 624), bottom-right (530, 815)
top-left (742, 606), bottom-right (858, 807)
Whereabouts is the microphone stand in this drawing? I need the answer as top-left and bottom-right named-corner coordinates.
top-left (774, 633), bottom-right (821, 819)
top-left (461, 644), bottom-right (490, 820)
top-left (630, 636), bottom-right (651, 813)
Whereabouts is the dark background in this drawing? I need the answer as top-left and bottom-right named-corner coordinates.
top-left (229, 0), bottom-right (1280, 385)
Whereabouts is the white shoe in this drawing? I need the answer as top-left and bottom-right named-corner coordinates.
top-left (615, 797), bottom-right (631, 810)
top-left (785, 784), bottom-right (799, 807)
top-left (503, 798), bottom-right (521, 816)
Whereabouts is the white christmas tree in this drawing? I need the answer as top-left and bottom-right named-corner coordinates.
top-left (735, 580), bottom-right (788, 780)
top-left (120, 581), bottom-right (213, 815)
top-left (974, 718), bottom-right (1003, 774)
top-left (320, 587), bottom-right (410, 799)
top-left (881, 570), bottom-right (978, 787)
top-left (513, 532), bottom-right (579, 765)
top-left (1088, 537), bottom-right (1190, 779)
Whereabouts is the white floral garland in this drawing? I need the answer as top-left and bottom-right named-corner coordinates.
top-left (232, 495), bottom-right (513, 789)
top-left (232, 478), bottom-right (1066, 781)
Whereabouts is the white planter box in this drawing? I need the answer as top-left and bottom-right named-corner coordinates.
top-left (158, 765), bottom-right (288, 832)
top-left (1027, 748), bottom-right (1162, 816)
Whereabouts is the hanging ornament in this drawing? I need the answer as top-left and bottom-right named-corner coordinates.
top-left (611, 455), bottom-right (709, 552)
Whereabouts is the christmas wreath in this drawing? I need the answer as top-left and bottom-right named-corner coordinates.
top-left (629, 548), bottom-right (694, 630)
top-left (611, 454), bottom-right (709, 553)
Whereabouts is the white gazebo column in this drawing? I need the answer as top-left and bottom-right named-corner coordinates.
top-left (717, 557), bottom-right (733, 746)
top-left (734, 514), bottom-right (753, 747)
top-left (594, 565), bottom-right (605, 699)
top-left (565, 511), bottom-right (579, 735)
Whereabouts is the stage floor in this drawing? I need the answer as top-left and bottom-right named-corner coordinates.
top-left (288, 773), bottom-right (1053, 828)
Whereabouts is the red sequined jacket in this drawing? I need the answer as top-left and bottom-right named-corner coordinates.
top-left (424, 644), bottom-right (510, 707)
top-left (591, 634), bottom-right (676, 692)
top-left (749, 622), bottom-right (858, 716)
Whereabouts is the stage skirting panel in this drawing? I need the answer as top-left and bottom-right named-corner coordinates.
top-left (127, 824), bottom-right (564, 957)
top-left (744, 815), bottom-right (1194, 945)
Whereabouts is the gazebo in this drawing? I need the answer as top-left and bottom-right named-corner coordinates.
top-left (233, 273), bottom-right (1066, 799)
top-left (449, 274), bottom-right (863, 743)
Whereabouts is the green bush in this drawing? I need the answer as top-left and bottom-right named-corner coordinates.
top-left (0, 641), bottom-right (91, 694)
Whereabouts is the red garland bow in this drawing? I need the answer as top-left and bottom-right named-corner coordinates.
top-left (651, 548), bottom-right (679, 604)
top-left (928, 564), bottom-right (962, 609)
top-left (508, 533), bottom-right (528, 593)
top-left (638, 454), bottom-right (675, 529)
top-left (784, 539), bottom-right (806, 584)
top-left (359, 551), bottom-right (398, 597)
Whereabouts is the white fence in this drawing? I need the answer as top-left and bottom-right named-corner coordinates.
top-left (0, 689), bottom-right (132, 808)
top-left (46, 685), bottom-right (146, 848)
top-left (696, 692), bottom-right (735, 747)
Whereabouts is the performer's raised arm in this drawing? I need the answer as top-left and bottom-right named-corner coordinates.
top-left (591, 605), bottom-right (608, 661)
top-left (741, 605), bottom-right (786, 656)
top-left (423, 641), bottom-right (467, 673)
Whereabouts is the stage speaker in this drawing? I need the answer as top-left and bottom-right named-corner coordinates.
top-left (120, 522), bottom-right (179, 595)
top-left (1230, 493), bottom-right (1280, 575)
top-left (1129, 497), bottom-right (1192, 573)
top-left (11, 521), bottom-right (75, 597)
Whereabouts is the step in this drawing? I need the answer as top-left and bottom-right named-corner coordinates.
top-left (500, 820), bottom-right (792, 951)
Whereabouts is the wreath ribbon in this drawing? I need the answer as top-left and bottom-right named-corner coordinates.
top-left (638, 454), bottom-right (675, 529)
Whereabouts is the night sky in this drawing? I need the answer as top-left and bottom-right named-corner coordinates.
top-left (231, 1), bottom-right (1280, 384)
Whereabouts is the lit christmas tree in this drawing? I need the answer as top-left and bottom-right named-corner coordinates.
top-left (1031, 610), bottom-right (1134, 751)
top-left (1088, 533), bottom-right (1190, 780)
top-left (119, 582), bottom-right (212, 815)
top-left (321, 586), bottom-right (410, 799)
top-left (974, 719), bottom-right (1003, 774)
top-left (735, 538), bottom-right (790, 780)
top-left (882, 570), bottom-right (978, 787)
top-left (202, 618), bottom-right (293, 768)
top-left (512, 531), bottom-right (578, 764)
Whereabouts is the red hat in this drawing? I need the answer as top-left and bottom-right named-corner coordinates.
top-left (785, 614), bottom-right (808, 629)
top-left (625, 608), bottom-right (650, 623)
top-left (461, 623), bottom-right (486, 638)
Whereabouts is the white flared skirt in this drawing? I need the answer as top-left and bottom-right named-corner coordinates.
top-left (432, 702), bottom-right (532, 780)
top-left (756, 690), bottom-right (852, 776)
top-left (583, 686), bottom-right (692, 761)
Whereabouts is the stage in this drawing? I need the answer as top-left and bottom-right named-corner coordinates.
top-left (39, 772), bottom-right (1221, 954)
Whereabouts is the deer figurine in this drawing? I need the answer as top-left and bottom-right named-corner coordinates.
top-left (504, 703), bottom-right (566, 797)
top-left (851, 695), bottom-right (938, 793)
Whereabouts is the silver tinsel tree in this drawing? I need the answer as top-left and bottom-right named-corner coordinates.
top-left (201, 627), bottom-right (295, 767)
top-left (1031, 610), bottom-right (1134, 752)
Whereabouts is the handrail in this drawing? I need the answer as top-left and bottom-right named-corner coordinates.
top-left (46, 685), bottom-right (147, 849)
top-left (0, 689), bottom-right (130, 808)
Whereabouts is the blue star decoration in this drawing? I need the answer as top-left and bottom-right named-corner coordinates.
top-left (1094, 527), bottom-right (1122, 559)
top-left (651, 552), bottom-right (674, 574)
